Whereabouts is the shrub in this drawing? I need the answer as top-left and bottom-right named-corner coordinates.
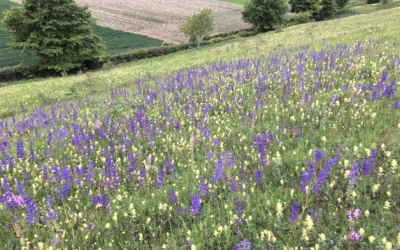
top-left (1, 0), bottom-right (105, 71)
top-left (317, 0), bottom-right (339, 21)
top-left (367, 0), bottom-right (380, 3)
top-left (242, 0), bottom-right (290, 31)
top-left (290, 0), bottom-right (322, 19)
top-left (293, 11), bottom-right (312, 24)
top-left (179, 8), bottom-right (214, 47)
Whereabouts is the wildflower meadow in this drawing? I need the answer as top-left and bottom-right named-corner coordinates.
top-left (1, 37), bottom-right (400, 249)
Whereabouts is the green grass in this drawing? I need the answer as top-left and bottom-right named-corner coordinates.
top-left (217, 0), bottom-right (249, 5)
top-left (337, 0), bottom-right (400, 17)
top-left (0, 0), bottom-right (162, 68)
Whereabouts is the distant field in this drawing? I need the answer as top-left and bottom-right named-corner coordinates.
top-left (10, 0), bottom-right (249, 44)
top-left (0, 0), bottom-right (162, 68)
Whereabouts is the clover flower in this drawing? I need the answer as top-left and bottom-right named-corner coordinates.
top-left (348, 231), bottom-right (360, 242)
top-left (347, 209), bottom-right (360, 221)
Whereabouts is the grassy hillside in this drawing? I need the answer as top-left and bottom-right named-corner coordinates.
top-left (0, 4), bottom-right (400, 250)
top-left (0, 0), bottom-right (162, 68)
top-left (1, 7), bottom-right (399, 118)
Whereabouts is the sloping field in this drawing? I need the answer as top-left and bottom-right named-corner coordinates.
top-left (1, 7), bottom-right (400, 117)
top-left (10, 0), bottom-right (250, 43)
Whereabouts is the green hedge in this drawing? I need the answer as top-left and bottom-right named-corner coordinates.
top-left (0, 29), bottom-right (258, 83)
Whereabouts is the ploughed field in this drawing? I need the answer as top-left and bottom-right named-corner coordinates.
top-left (9, 0), bottom-right (249, 44)
top-left (0, 36), bottom-right (400, 249)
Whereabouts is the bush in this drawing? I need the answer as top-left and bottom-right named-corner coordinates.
top-left (1, 0), bottom-right (105, 71)
top-left (336, 0), bottom-right (350, 8)
top-left (317, 0), bottom-right (339, 21)
top-left (180, 8), bottom-right (214, 47)
top-left (367, 0), bottom-right (380, 3)
top-left (290, 0), bottom-right (322, 19)
top-left (293, 11), bottom-right (312, 24)
top-left (236, 30), bottom-right (258, 37)
top-left (242, 0), bottom-right (290, 31)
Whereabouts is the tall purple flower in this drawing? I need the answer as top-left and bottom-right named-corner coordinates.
top-left (348, 162), bottom-right (358, 190)
top-left (288, 202), bottom-right (299, 223)
top-left (313, 150), bottom-right (323, 161)
top-left (254, 169), bottom-right (262, 186)
top-left (393, 101), bottom-right (400, 110)
top-left (311, 165), bottom-right (331, 195)
top-left (168, 190), bottom-right (178, 205)
top-left (299, 166), bottom-right (314, 192)
top-left (230, 175), bottom-right (238, 193)
top-left (213, 137), bottom-right (219, 148)
top-left (154, 167), bottom-right (166, 189)
top-left (198, 176), bottom-right (207, 196)
top-left (16, 140), bottom-right (24, 159)
top-left (190, 194), bottom-right (201, 215)
top-left (210, 156), bottom-right (225, 183)
top-left (24, 196), bottom-right (38, 226)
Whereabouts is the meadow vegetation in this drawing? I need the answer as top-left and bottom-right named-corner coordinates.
top-left (0, 3), bottom-right (400, 250)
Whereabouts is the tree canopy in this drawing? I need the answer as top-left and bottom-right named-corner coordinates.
top-left (242, 0), bottom-right (290, 31)
top-left (1, 0), bottom-right (105, 71)
top-left (179, 8), bottom-right (214, 47)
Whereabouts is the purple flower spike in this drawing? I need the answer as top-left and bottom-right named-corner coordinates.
top-left (254, 169), bottom-right (262, 186)
top-left (288, 202), bottom-right (299, 223)
top-left (190, 194), bottom-right (201, 215)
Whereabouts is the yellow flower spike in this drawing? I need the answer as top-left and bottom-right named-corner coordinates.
top-left (359, 228), bottom-right (365, 236)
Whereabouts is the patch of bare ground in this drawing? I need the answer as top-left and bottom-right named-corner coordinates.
top-left (9, 0), bottom-right (250, 44)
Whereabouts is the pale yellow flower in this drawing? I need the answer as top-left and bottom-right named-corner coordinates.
top-left (304, 215), bottom-right (314, 231)
top-left (383, 201), bottom-right (390, 210)
top-left (368, 235), bottom-right (375, 243)
top-left (276, 202), bottom-right (283, 218)
top-left (385, 242), bottom-right (392, 250)
top-left (359, 228), bottom-right (365, 236)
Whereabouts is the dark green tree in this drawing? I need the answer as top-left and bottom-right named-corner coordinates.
top-left (335, 0), bottom-right (350, 8)
top-left (179, 8), bottom-right (214, 47)
top-left (1, 0), bottom-right (105, 71)
top-left (290, 0), bottom-right (322, 19)
top-left (317, 0), bottom-right (339, 20)
top-left (242, 0), bottom-right (290, 31)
